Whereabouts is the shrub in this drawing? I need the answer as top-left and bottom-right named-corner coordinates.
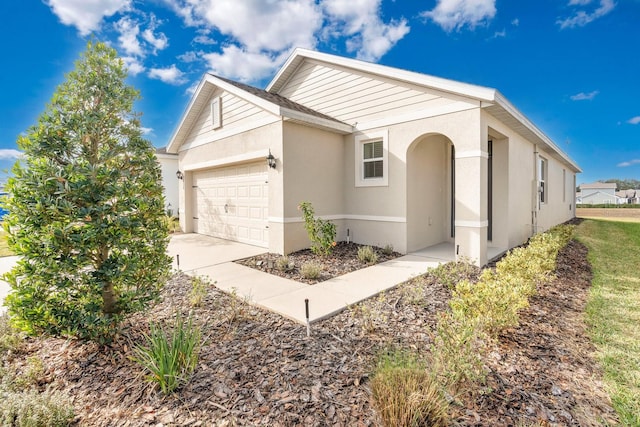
top-left (133, 313), bottom-right (201, 395)
top-left (371, 349), bottom-right (449, 427)
top-left (298, 202), bottom-right (337, 256)
top-left (189, 276), bottom-right (209, 308)
top-left (275, 256), bottom-right (293, 271)
top-left (0, 388), bottom-right (75, 427)
top-left (428, 258), bottom-right (480, 290)
top-left (300, 261), bottom-right (322, 280)
top-left (382, 244), bottom-right (394, 256)
top-left (357, 245), bottom-right (379, 264)
top-left (0, 314), bottom-right (23, 354)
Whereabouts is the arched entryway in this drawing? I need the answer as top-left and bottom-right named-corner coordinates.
top-left (406, 133), bottom-right (455, 253)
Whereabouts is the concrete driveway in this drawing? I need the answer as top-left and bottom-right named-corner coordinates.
top-left (167, 233), bottom-right (267, 273)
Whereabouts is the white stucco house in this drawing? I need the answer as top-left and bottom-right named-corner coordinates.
top-left (577, 182), bottom-right (617, 205)
top-left (166, 49), bottom-right (580, 266)
top-left (155, 147), bottom-right (179, 216)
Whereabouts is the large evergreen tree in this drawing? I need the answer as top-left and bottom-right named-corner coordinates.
top-left (2, 41), bottom-right (171, 342)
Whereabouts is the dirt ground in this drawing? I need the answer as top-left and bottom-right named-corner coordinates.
top-left (2, 238), bottom-right (616, 426)
top-left (576, 207), bottom-right (640, 221)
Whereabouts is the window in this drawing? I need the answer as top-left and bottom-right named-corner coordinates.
top-left (211, 96), bottom-right (222, 129)
top-left (363, 140), bottom-right (383, 178)
top-left (539, 157), bottom-right (548, 204)
top-left (355, 130), bottom-right (388, 187)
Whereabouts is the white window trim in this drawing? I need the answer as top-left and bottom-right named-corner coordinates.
top-left (355, 129), bottom-right (389, 187)
top-left (539, 156), bottom-right (548, 204)
top-left (211, 96), bottom-right (222, 129)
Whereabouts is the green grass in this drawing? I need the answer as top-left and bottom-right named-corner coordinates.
top-left (0, 228), bottom-right (13, 257)
top-left (576, 219), bottom-right (640, 425)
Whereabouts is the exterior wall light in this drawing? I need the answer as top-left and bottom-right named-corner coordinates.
top-left (176, 171), bottom-right (184, 180)
top-left (266, 150), bottom-right (277, 169)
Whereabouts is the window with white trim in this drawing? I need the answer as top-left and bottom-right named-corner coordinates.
top-left (355, 130), bottom-right (388, 187)
top-left (539, 157), bottom-right (548, 204)
top-left (211, 96), bottom-right (222, 129)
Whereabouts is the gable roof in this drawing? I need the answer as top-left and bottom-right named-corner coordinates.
top-left (267, 48), bottom-right (581, 173)
top-left (166, 73), bottom-right (351, 153)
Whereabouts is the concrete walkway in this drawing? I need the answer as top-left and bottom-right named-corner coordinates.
top-left (0, 234), bottom-right (446, 324)
top-left (170, 234), bottom-right (444, 324)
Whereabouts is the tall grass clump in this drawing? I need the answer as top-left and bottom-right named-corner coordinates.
top-left (133, 313), bottom-right (202, 394)
top-left (371, 349), bottom-right (449, 427)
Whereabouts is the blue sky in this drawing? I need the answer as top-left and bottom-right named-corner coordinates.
top-left (0, 0), bottom-right (638, 185)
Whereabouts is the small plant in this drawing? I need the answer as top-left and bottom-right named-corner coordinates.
top-left (298, 201), bottom-right (337, 256)
top-left (382, 244), bottom-right (394, 256)
top-left (428, 258), bottom-right (480, 290)
top-left (275, 256), bottom-right (293, 271)
top-left (371, 349), bottom-right (449, 427)
top-left (189, 276), bottom-right (209, 307)
top-left (300, 261), bottom-right (322, 280)
top-left (227, 288), bottom-right (252, 323)
top-left (357, 245), bottom-right (379, 265)
top-left (132, 313), bottom-right (201, 395)
top-left (351, 293), bottom-right (388, 334)
top-left (0, 313), bottom-right (23, 354)
top-left (400, 280), bottom-right (426, 306)
top-left (12, 356), bottom-right (46, 390)
top-left (0, 388), bottom-right (75, 427)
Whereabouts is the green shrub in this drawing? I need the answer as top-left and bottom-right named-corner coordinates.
top-left (133, 313), bottom-right (201, 395)
top-left (189, 276), bottom-right (208, 308)
top-left (428, 258), bottom-right (480, 290)
top-left (275, 256), bottom-right (293, 271)
top-left (357, 245), bottom-right (378, 264)
top-left (300, 261), bottom-right (322, 280)
top-left (371, 349), bottom-right (449, 427)
top-left (0, 388), bottom-right (75, 427)
top-left (0, 314), bottom-right (23, 354)
top-left (382, 244), bottom-right (394, 256)
top-left (298, 202), bottom-right (337, 256)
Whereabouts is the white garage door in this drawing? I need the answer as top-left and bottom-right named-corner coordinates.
top-left (192, 162), bottom-right (269, 247)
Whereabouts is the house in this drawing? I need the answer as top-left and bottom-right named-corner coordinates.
top-left (615, 189), bottom-right (640, 204)
top-left (577, 182), bottom-right (617, 205)
top-left (155, 147), bottom-right (179, 216)
top-left (166, 49), bottom-right (580, 266)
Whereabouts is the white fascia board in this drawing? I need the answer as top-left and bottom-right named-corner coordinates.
top-left (267, 48), bottom-right (497, 102)
top-left (494, 91), bottom-right (582, 173)
top-left (281, 108), bottom-right (353, 134)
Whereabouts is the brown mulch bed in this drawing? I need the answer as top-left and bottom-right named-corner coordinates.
top-left (235, 242), bottom-right (401, 284)
top-left (1, 239), bottom-right (617, 425)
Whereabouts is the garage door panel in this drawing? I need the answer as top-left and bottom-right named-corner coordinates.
top-left (192, 161), bottom-right (268, 247)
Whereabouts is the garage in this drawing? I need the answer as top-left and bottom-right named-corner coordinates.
top-left (192, 161), bottom-right (269, 247)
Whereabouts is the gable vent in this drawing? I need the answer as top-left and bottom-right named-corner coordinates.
top-left (211, 96), bottom-right (222, 129)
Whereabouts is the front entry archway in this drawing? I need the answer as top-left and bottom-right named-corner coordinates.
top-left (406, 133), bottom-right (455, 253)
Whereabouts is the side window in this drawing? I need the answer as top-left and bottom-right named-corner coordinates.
top-left (539, 157), bottom-right (548, 204)
top-left (355, 130), bottom-right (388, 187)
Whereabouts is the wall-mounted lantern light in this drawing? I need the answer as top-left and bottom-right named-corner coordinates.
top-left (266, 150), bottom-right (277, 169)
top-left (176, 170), bottom-right (184, 180)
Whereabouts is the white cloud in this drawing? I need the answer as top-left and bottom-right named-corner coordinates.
top-left (177, 51), bottom-right (201, 63)
top-left (194, 35), bottom-right (217, 45)
top-left (141, 14), bottom-right (169, 53)
top-left (140, 127), bottom-right (153, 135)
top-left (617, 159), bottom-right (640, 167)
top-left (46, 0), bottom-right (131, 35)
top-left (421, 0), bottom-right (497, 32)
top-left (557, 0), bottom-right (615, 29)
top-left (0, 149), bottom-right (23, 160)
top-left (115, 17), bottom-right (143, 56)
top-left (627, 116), bottom-right (640, 125)
top-left (148, 64), bottom-right (187, 85)
top-left (570, 90), bottom-right (599, 101)
top-left (511, 18), bottom-right (519, 26)
top-left (323, 0), bottom-right (410, 61)
top-left (203, 46), bottom-right (286, 82)
top-left (121, 56), bottom-right (145, 75)
top-left (492, 29), bottom-right (506, 38)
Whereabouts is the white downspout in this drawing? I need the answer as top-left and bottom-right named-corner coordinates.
top-left (532, 145), bottom-right (539, 236)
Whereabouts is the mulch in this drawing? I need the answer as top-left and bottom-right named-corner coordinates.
top-left (235, 242), bottom-right (401, 284)
top-left (2, 238), bottom-right (617, 426)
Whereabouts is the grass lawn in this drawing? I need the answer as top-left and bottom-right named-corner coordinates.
top-left (576, 219), bottom-right (640, 425)
top-left (0, 228), bottom-right (13, 257)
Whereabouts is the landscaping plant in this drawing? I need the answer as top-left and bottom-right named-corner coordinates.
top-left (298, 201), bottom-right (337, 255)
top-left (2, 41), bottom-right (171, 342)
top-left (133, 313), bottom-right (202, 395)
top-left (357, 245), bottom-right (378, 265)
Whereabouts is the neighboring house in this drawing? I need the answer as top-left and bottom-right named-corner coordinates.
top-left (578, 182), bottom-right (618, 205)
top-left (615, 189), bottom-right (640, 204)
top-left (166, 49), bottom-right (580, 266)
top-left (155, 147), bottom-right (179, 216)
